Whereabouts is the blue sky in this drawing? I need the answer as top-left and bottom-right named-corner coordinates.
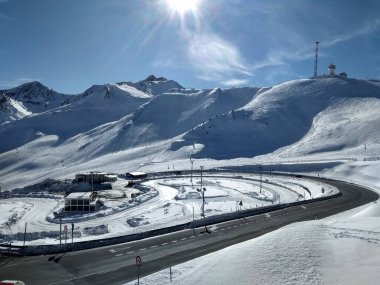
top-left (0, 0), bottom-right (379, 94)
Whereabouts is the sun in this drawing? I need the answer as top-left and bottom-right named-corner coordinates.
top-left (166, 0), bottom-right (200, 15)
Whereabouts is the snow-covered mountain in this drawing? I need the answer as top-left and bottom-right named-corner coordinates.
top-left (120, 75), bottom-right (185, 96)
top-left (0, 76), bottom-right (182, 125)
top-left (1, 76), bottom-right (380, 191)
top-left (1, 81), bottom-right (74, 113)
top-left (171, 78), bottom-right (380, 159)
top-left (55, 86), bottom-right (260, 160)
top-left (0, 77), bottom-right (184, 153)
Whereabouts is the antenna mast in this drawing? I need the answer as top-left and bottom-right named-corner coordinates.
top-left (314, 41), bottom-right (320, 77)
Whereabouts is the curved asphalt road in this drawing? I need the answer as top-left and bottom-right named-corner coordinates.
top-left (0, 178), bottom-right (378, 285)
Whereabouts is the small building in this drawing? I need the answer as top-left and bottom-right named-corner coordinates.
top-left (75, 172), bottom-right (107, 184)
top-left (125, 171), bottom-right (147, 180)
top-left (312, 63), bottom-right (348, 79)
top-left (328, 63), bottom-right (336, 76)
top-left (64, 192), bottom-right (99, 212)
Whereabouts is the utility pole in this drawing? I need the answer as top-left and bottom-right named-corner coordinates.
top-left (23, 223), bottom-right (27, 246)
top-left (202, 187), bottom-right (206, 217)
top-left (71, 223), bottom-right (74, 244)
top-left (190, 157), bottom-right (194, 184)
top-left (259, 165), bottom-right (262, 194)
top-left (91, 171), bottom-right (94, 192)
top-left (59, 218), bottom-right (62, 245)
top-left (197, 166), bottom-right (206, 217)
top-left (170, 254), bottom-right (173, 282)
top-left (200, 165), bottom-right (204, 190)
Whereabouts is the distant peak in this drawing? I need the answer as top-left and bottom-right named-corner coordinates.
top-left (24, 81), bottom-right (45, 88)
top-left (17, 81), bottom-right (50, 92)
top-left (144, 75), bottom-right (168, 82)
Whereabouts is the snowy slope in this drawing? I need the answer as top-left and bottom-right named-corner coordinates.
top-left (0, 94), bottom-right (31, 124)
top-left (0, 83), bottom-right (157, 153)
top-left (171, 78), bottom-right (380, 159)
top-left (53, 86), bottom-right (259, 160)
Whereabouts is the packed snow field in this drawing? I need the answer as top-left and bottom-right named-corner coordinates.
top-left (0, 173), bottom-right (337, 245)
top-left (1, 76), bottom-right (380, 284)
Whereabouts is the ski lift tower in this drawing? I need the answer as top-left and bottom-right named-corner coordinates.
top-left (314, 41), bottom-right (320, 77)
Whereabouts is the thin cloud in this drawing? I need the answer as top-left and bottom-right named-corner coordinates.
top-left (188, 33), bottom-right (252, 84)
top-left (325, 19), bottom-right (380, 47)
top-left (251, 18), bottom-right (380, 74)
top-left (223, 78), bottom-right (249, 86)
top-left (0, 12), bottom-right (13, 21)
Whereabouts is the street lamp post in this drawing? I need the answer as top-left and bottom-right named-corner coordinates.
top-left (92, 172), bottom-right (95, 192)
top-left (200, 166), bottom-right (204, 189)
top-left (197, 187), bottom-right (206, 217)
top-left (190, 157), bottom-right (194, 184)
top-left (259, 165), bottom-right (262, 194)
top-left (197, 166), bottom-right (206, 217)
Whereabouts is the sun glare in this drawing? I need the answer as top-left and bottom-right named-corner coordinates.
top-left (166, 0), bottom-right (200, 15)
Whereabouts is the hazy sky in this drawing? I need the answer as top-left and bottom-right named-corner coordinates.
top-left (1, 0), bottom-right (379, 94)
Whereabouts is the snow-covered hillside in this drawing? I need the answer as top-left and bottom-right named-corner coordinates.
top-left (1, 77), bottom-right (380, 192)
top-left (172, 78), bottom-right (380, 159)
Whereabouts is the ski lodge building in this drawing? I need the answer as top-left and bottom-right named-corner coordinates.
top-left (64, 192), bottom-right (100, 212)
top-left (75, 172), bottom-right (107, 184)
top-left (125, 171), bottom-right (147, 180)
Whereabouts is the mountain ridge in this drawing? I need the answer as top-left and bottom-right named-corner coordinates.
top-left (1, 76), bottom-right (380, 191)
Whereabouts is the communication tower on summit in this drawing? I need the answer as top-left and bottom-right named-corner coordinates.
top-left (314, 41), bottom-right (320, 77)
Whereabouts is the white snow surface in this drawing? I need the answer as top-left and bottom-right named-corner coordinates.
top-left (1, 77), bottom-right (380, 284)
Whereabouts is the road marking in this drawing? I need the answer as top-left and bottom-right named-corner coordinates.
top-left (150, 245), bottom-right (158, 249)
top-left (115, 254), bottom-right (123, 257)
top-left (180, 237), bottom-right (187, 241)
top-left (109, 246), bottom-right (131, 253)
top-left (161, 242), bottom-right (168, 245)
top-left (190, 236), bottom-right (195, 238)
top-left (301, 205), bottom-right (307, 209)
top-left (171, 240), bottom-right (178, 243)
top-left (126, 251), bottom-right (134, 255)
top-left (140, 248), bottom-right (146, 251)
top-left (220, 228), bottom-right (225, 231)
